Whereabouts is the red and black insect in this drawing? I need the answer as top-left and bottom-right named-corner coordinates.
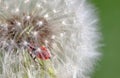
top-left (26, 43), bottom-right (51, 61)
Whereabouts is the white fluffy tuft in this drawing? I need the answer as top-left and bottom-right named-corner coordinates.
top-left (0, 0), bottom-right (101, 78)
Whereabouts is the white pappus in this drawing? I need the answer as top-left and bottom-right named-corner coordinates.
top-left (0, 0), bottom-right (101, 78)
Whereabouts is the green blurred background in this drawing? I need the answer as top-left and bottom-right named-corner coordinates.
top-left (90, 0), bottom-right (120, 78)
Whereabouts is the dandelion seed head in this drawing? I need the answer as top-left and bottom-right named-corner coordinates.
top-left (0, 0), bottom-right (100, 78)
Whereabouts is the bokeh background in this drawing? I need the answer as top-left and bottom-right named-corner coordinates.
top-left (90, 0), bottom-right (120, 78)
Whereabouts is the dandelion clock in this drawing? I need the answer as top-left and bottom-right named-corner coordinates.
top-left (0, 0), bottom-right (100, 78)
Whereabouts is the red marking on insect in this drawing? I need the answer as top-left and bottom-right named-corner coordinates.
top-left (27, 44), bottom-right (51, 60)
top-left (36, 46), bottom-right (51, 60)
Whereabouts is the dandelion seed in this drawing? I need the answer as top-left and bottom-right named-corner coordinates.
top-left (32, 31), bottom-right (38, 37)
top-left (15, 8), bottom-right (19, 13)
top-left (16, 21), bottom-right (21, 26)
top-left (36, 3), bottom-right (41, 8)
top-left (36, 48), bottom-right (41, 52)
top-left (5, 5), bottom-right (8, 10)
top-left (51, 35), bottom-right (56, 39)
top-left (44, 14), bottom-right (49, 18)
top-left (62, 21), bottom-right (66, 25)
top-left (53, 9), bottom-right (57, 13)
top-left (24, 0), bottom-right (30, 3)
top-left (60, 33), bottom-right (64, 37)
top-left (36, 21), bottom-right (43, 27)
top-left (45, 40), bottom-right (49, 45)
top-left (25, 15), bottom-right (31, 20)
top-left (23, 41), bottom-right (28, 46)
